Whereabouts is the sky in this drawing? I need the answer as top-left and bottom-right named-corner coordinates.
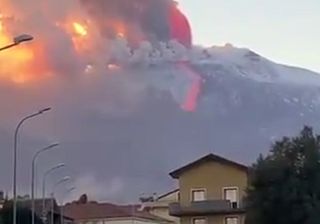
top-left (178, 0), bottom-right (320, 72)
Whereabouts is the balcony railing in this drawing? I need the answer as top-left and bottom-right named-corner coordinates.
top-left (169, 200), bottom-right (246, 216)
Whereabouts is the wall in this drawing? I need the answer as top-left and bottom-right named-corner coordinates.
top-left (178, 161), bottom-right (248, 206)
top-left (149, 206), bottom-right (179, 223)
top-left (180, 214), bottom-right (246, 224)
top-left (77, 218), bottom-right (164, 224)
top-left (150, 190), bottom-right (179, 223)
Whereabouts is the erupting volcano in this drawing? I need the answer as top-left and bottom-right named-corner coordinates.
top-left (0, 0), bottom-right (201, 111)
top-left (79, 0), bottom-right (192, 47)
top-left (2, 0), bottom-right (320, 203)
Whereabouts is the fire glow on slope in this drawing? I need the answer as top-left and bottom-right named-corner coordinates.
top-left (177, 62), bottom-right (202, 112)
top-left (168, 3), bottom-right (201, 112)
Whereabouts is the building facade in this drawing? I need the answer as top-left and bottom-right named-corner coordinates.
top-left (168, 154), bottom-right (248, 224)
top-left (140, 190), bottom-right (180, 224)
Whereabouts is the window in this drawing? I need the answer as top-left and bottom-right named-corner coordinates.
top-left (225, 217), bottom-right (238, 224)
top-left (223, 187), bottom-right (238, 208)
top-left (192, 218), bottom-right (207, 224)
top-left (191, 189), bottom-right (206, 201)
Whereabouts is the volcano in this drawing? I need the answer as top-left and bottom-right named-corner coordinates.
top-left (2, 44), bottom-right (320, 202)
top-left (1, 0), bottom-right (320, 203)
top-left (93, 45), bottom-right (320, 200)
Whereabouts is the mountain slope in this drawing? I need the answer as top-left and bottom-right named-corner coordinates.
top-left (1, 44), bottom-right (320, 203)
top-left (191, 45), bottom-right (320, 86)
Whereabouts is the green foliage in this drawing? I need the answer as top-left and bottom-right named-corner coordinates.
top-left (246, 126), bottom-right (320, 224)
top-left (0, 202), bottom-right (43, 224)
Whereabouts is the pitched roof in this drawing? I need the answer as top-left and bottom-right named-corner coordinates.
top-left (63, 202), bottom-right (172, 223)
top-left (169, 153), bottom-right (248, 178)
top-left (157, 189), bottom-right (179, 200)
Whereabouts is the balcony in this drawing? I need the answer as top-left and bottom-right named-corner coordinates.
top-left (169, 200), bottom-right (246, 216)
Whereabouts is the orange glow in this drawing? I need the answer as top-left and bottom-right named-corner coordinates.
top-left (73, 22), bottom-right (88, 37)
top-left (117, 32), bottom-right (125, 38)
top-left (177, 62), bottom-right (201, 112)
top-left (60, 20), bottom-right (91, 53)
top-left (0, 17), bottom-right (44, 83)
top-left (107, 63), bottom-right (121, 70)
top-left (114, 22), bottom-right (127, 39)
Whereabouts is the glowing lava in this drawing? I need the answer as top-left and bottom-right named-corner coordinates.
top-left (73, 22), bottom-right (88, 36)
top-left (177, 62), bottom-right (202, 112)
top-left (65, 20), bottom-right (91, 52)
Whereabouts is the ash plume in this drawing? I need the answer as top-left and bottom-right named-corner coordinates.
top-left (0, 0), bottom-right (202, 202)
top-left (80, 0), bottom-right (175, 44)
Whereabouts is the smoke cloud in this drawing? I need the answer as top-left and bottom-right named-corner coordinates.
top-left (0, 0), bottom-right (212, 202)
top-left (79, 0), bottom-right (175, 44)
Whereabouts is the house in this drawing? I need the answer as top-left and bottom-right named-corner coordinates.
top-left (168, 154), bottom-right (248, 224)
top-left (63, 194), bottom-right (173, 224)
top-left (140, 189), bottom-right (180, 223)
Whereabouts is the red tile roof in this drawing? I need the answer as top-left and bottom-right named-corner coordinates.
top-left (63, 201), bottom-right (171, 223)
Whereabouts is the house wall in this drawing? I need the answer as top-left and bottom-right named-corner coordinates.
top-left (77, 218), bottom-right (164, 224)
top-left (148, 190), bottom-right (180, 223)
top-left (178, 162), bottom-right (248, 206)
top-left (149, 207), bottom-right (179, 223)
top-left (180, 214), bottom-right (245, 224)
top-left (106, 220), bottom-right (159, 224)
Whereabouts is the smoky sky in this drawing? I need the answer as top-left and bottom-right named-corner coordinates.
top-left (80, 0), bottom-right (174, 43)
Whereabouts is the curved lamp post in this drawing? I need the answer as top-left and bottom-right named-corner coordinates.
top-left (12, 107), bottom-right (51, 224)
top-left (0, 34), bottom-right (33, 52)
top-left (60, 187), bottom-right (75, 224)
top-left (50, 176), bottom-right (71, 224)
top-left (41, 163), bottom-right (65, 222)
top-left (31, 143), bottom-right (60, 224)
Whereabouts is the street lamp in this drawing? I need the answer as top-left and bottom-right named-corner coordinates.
top-left (12, 108), bottom-right (51, 224)
top-left (50, 176), bottom-right (71, 224)
top-left (0, 34), bottom-right (34, 52)
top-left (41, 163), bottom-right (65, 223)
top-left (60, 187), bottom-right (75, 224)
top-left (31, 143), bottom-right (60, 224)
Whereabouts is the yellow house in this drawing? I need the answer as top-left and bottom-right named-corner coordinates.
top-left (168, 154), bottom-right (248, 224)
top-left (140, 189), bottom-right (180, 223)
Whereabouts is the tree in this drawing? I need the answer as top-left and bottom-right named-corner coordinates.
top-left (246, 126), bottom-right (320, 224)
top-left (0, 201), bottom-right (43, 224)
top-left (78, 194), bottom-right (88, 204)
